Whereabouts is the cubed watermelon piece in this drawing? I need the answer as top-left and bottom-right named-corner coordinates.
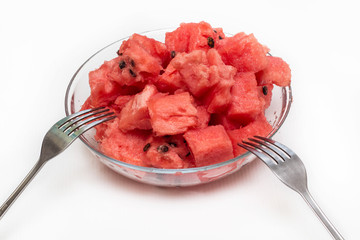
top-left (216, 33), bottom-right (268, 72)
top-left (213, 28), bottom-right (225, 40)
top-left (228, 72), bottom-right (265, 125)
top-left (184, 125), bottom-right (234, 167)
top-left (88, 57), bottom-right (123, 107)
top-left (111, 95), bottom-right (132, 113)
top-left (118, 33), bottom-right (170, 68)
top-left (118, 84), bottom-right (158, 131)
top-left (165, 21), bottom-right (222, 53)
top-left (171, 50), bottom-right (215, 97)
top-left (148, 92), bottom-right (198, 136)
top-left (195, 105), bottom-right (210, 129)
top-left (256, 56), bottom-right (291, 87)
top-left (210, 114), bottom-right (242, 130)
top-left (227, 113), bottom-right (272, 157)
top-left (143, 135), bottom-right (192, 168)
top-left (100, 119), bottom-right (150, 167)
top-left (113, 33), bottom-right (171, 86)
top-left (202, 49), bottom-right (236, 113)
top-left (155, 64), bottom-right (185, 93)
top-left (257, 84), bottom-right (274, 109)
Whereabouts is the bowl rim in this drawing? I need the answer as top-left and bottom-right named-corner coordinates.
top-left (65, 29), bottom-right (293, 175)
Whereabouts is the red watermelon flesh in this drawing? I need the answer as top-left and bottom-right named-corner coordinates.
top-left (118, 84), bottom-right (158, 131)
top-left (148, 92), bottom-right (198, 136)
top-left (88, 57), bottom-right (123, 107)
top-left (81, 21), bottom-right (292, 168)
top-left (111, 95), bottom-right (132, 113)
top-left (184, 125), bottom-right (234, 167)
top-left (100, 118), bottom-right (151, 167)
top-left (257, 84), bottom-right (274, 109)
top-left (227, 113), bottom-right (273, 157)
top-left (171, 50), bottom-right (214, 97)
top-left (256, 56), bottom-right (291, 87)
top-left (213, 28), bottom-right (225, 40)
top-left (201, 49), bottom-right (236, 113)
top-left (165, 21), bottom-right (222, 53)
top-left (118, 33), bottom-right (170, 68)
top-left (195, 105), bottom-right (210, 129)
top-left (216, 33), bottom-right (268, 72)
top-left (143, 135), bottom-right (193, 168)
top-left (155, 62), bottom-right (185, 93)
top-left (209, 114), bottom-right (242, 131)
top-left (228, 72), bottom-right (265, 125)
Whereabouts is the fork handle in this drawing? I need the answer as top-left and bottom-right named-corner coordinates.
top-left (0, 159), bottom-right (46, 220)
top-left (300, 188), bottom-right (344, 240)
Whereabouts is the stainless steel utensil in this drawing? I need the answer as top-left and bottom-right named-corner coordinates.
top-left (0, 107), bottom-right (115, 220)
top-left (238, 136), bottom-right (344, 240)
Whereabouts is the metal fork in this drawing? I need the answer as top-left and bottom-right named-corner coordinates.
top-left (238, 136), bottom-right (344, 240)
top-left (0, 107), bottom-right (116, 220)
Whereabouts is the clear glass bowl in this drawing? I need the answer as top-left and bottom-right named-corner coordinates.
top-left (65, 29), bottom-right (292, 187)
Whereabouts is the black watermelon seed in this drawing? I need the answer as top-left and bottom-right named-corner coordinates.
top-left (207, 37), bottom-right (215, 48)
top-left (186, 152), bottom-right (191, 157)
top-left (130, 59), bottom-right (135, 67)
top-left (262, 86), bottom-right (268, 96)
top-left (168, 142), bottom-right (178, 148)
top-left (219, 35), bottom-right (223, 40)
top-left (171, 51), bottom-right (176, 58)
top-left (157, 145), bottom-right (169, 153)
top-left (129, 69), bottom-right (136, 77)
top-left (116, 50), bottom-right (123, 56)
top-left (213, 29), bottom-right (217, 33)
top-left (143, 143), bottom-right (151, 152)
top-left (119, 60), bottom-right (126, 69)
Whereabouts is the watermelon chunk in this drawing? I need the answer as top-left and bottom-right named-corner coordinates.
top-left (227, 113), bottom-right (272, 157)
top-left (256, 56), bottom-right (291, 86)
top-left (148, 92), bottom-right (198, 136)
top-left (143, 135), bottom-right (192, 168)
top-left (184, 125), bottom-right (234, 167)
top-left (202, 49), bottom-right (236, 113)
top-left (257, 84), bottom-right (274, 109)
top-left (195, 105), bottom-right (210, 129)
top-left (118, 84), bottom-right (158, 131)
top-left (111, 95), bottom-right (132, 113)
top-left (170, 50), bottom-right (214, 97)
top-left (88, 57), bottom-right (123, 107)
top-left (165, 21), bottom-right (222, 53)
top-left (155, 62), bottom-right (185, 93)
top-left (100, 119), bottom-right (150, 167)
top-left (216, 33), bottom-right (268, 72)
top-left (118, 33), bottom-right (170, 68)
top-left (209, 114), bottom-right (242, 131)
top-left (227, 72), bottom-right (265, 125)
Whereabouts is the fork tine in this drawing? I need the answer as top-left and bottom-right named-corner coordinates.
top-left (245, 139), bottom-right (285, 163)
top-left (237, 142), bottom-right (277, 167)
top-left (254, 136), bottom-right (294, 157)
top-left (248, 138), bottom-right (289, 162)
top-left (72, 115), bottom-right (117, 137)
top-left (60, 108), bottom-right (111, 131)
top-left (66, 111), bottom-right (115, 135)
top-left (56, 107), bottom-right (106, 127)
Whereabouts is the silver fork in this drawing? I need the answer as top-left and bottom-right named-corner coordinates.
top-left (238, 136), bottom-right (344, 240)
top-left (0, 107), bottom-right (116, 220)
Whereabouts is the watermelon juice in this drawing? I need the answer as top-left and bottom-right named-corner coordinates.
top-left (81, 21), bottom-right (291, 169)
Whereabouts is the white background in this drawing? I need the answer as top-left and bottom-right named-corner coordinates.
top-left (0, 0), bottom-right (359, 239)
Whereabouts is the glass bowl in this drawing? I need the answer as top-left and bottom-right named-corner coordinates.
top-left (65, 29), bottom-right (292, 187)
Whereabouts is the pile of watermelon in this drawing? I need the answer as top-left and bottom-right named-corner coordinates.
top-left (81, 21), bottom-right (291, 169)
